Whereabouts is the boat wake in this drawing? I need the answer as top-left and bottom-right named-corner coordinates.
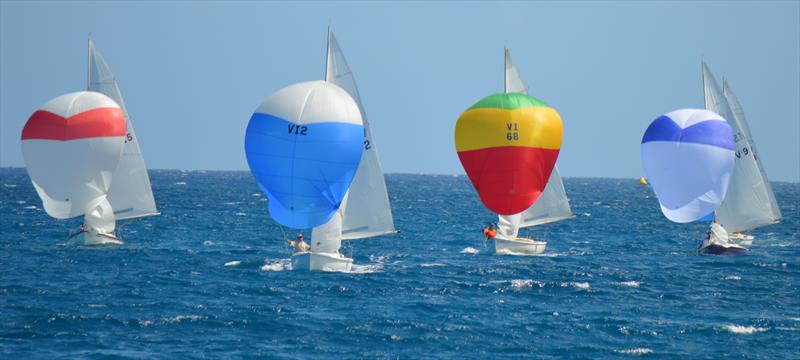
top-left (495, 248), bottom-right (566, 257)
top-left (460, 247), bottom-right (480, 254)
top-left (261, 259), bottom-right (291, 272)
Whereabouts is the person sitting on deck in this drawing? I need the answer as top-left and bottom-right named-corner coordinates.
top-left (483, 224), bottom-right (497, 240)
top-left (287, 233), bottom-right (310, 252)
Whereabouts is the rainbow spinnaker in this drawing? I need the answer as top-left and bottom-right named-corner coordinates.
top-left (640, 109), bottom-right (735, 223)
top-left (455, 93), bottom-right (563, 215)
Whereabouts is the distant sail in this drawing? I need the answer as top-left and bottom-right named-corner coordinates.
top-left (498, 48), bottom-right (573, 234)
top-left (712, 78), bottom-right (781, 232)
top-left (324, 28), bottom-right (396, 240)
top-left (88, 39), bottom-right (159, 220)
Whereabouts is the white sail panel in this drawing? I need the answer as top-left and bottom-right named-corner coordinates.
top-left (325, 28), bottom-right (396, 240)
top-left (702, 62), bottom-right (735, 124)
top-left (497, 48), bottom-right (573, 233)
top-left (504, 48), bottom-right (526, 94)
top-left (497, 213), bottom-right (521, 238)
top-left (85, 197), bottom-right (117, 233)
top-left (519, 166), bottom-right (575, 228)
top-left (713, 79), bottom-right (781, 232)
top-left (310, 195), bottom-right (346, 253)
top-left (88, 39), bottom-right (159, 220)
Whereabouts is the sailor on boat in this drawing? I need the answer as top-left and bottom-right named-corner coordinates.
top-left (287, 234), bottom-right (310, 252)
top-left (483, 224), bottom-right (497, 240)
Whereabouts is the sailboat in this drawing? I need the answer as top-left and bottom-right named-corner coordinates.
top-left (699, 63), bottom-right (781, 254)
top-left (293, 28), bottom-right (399, 271)
top-left (80, 38), bottom-right (159, 245)
top-left (490, 49), bottom-right (574, 255)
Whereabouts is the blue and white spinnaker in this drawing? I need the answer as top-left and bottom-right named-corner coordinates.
top-left (641, 108), bottom-right (735, 223)
top-left (245, 80), bottom-right (364, 229)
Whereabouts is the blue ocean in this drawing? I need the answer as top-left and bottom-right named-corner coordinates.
top-left (1, 168), bottom-right (798, 358)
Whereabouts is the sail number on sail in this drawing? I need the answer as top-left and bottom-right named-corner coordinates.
top-left (506, 122), bottom-right (519, 141)
top-left (287, 124), bottom-right (308, 135)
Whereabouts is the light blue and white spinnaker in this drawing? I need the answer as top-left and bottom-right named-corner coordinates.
top-left (641, 109), bottom-right (735, 223)
top-left (245, 81), bottom-right (364, 229)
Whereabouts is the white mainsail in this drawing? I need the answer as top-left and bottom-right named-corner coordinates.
top-left (497, 48), bottom-right (574, 237)
top-left (88, 39), bottom-right (158, 220)
top-left (711, 76), bottom-right (781, 232)
top-left (311, 28), bottom-right (396, 250)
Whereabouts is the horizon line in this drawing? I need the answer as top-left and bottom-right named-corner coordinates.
top-left (1, 166), bottom-right (798, 183)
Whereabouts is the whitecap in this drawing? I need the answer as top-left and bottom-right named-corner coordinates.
top-left (582, 212), bottom-right (591, 217)
top-left (175, 182), bottom-right (187, 185)
top-left (615, 348), bottom-right (653, 355)
top-left (224, 260), bottom-right (241, 267)
top-left (510, 279), bottom-right (542, 289)
top-left (162, 315), bottom-right (206, 323)
top-left (561, 282), bottom-right (591, 290)
top-left (203, 240), bottom-right (215, 246)
top-left (235, 212), bottom-right (247, 216)
top-left (722, 275), bottom-right (741, 281)
top-left (724, 324), bottom-right (767, 334)
top-left (3, 184), bottom-right (17, 188)
top-left (420, 263), bottom-right (446, 268)
top-left (24, 205), bottom-right (37, 209)
top-left (460, 247), bottom-right (479, 254)
top-left (617, 281), bottom-right (640, 288)
top-left (16, 200), bottom-right (26, 204)
top-left (573, 282), bottom-right (591, 290)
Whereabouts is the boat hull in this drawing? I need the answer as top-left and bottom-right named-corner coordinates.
top-left (729, 233), bottom-right (754, 248)
top-left (488, 236), bottom-right (546, 255)
top-left (291, 251), bottom-right (353, 272)
top-left (82, 229), bottom-right (123, 246)
top-left (698, 243), bottom-right (747, 256)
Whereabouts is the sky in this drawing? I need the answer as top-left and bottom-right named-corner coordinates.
top-left (1, 1), bottom-right (798, 182)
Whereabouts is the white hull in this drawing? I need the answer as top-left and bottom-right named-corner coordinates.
top-left (291, 251), bottom-right (353, 272)
top-left (82, 229), bottom-right (123, 246)
top-left (729, 233), bottom-right (754, 248)
top-left (488, 236), bottom-right (547, 255)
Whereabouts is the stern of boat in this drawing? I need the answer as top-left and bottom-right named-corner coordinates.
top-left (488, 236), bottom-right (547, 255)
top-left (291, 251), bottom-right (353, 272)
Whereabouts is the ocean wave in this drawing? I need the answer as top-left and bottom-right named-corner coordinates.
top-left (510, 279), bottom-right (544, 289)
top-left (420, 263), bottom-right (446, 268)
top-left (617, 281), bottom-right (640, 288)
top-left (723, 324), bottom-right (767, 334)
top-left (561, 282), bottom-right (591, 290)
top-left (615, 348), bottom-right (653, 355)
top-left (161, 315), bottom-right (206, 324)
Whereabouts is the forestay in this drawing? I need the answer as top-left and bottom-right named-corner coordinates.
top-left (498, 48), bottom-right (573, 235)
top-left (712, 78), bottom-right (781, 232)
top-left (325, 28), bottom-right (397, 240)
top-left (88, 39), bottom-right (159, 220)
